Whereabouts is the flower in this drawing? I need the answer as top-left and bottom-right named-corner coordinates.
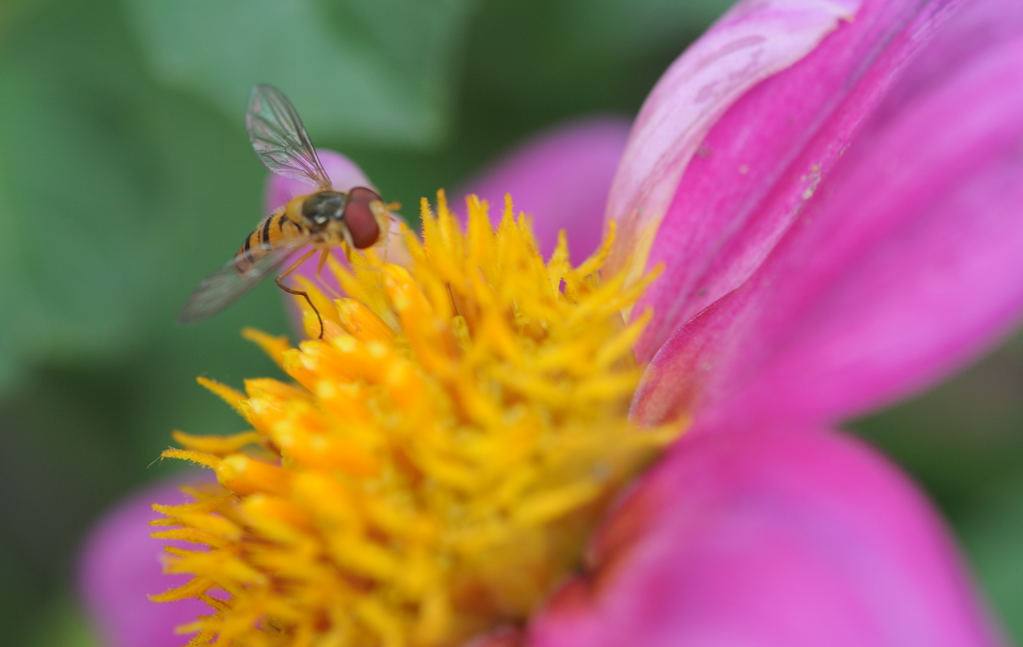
top-left (150, 195), bottom-right (676, 646)
top-left (77, 0), bottom-right (1023, 645)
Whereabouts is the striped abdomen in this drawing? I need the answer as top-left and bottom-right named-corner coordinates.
top-left (234, 198), bottom-right (310, 273)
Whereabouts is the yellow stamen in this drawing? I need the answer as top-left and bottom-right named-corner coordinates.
top-left (154, 193), bottom-right (681, 646)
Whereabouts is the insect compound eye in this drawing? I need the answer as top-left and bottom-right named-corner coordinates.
top-left (344, 187), bottom-right (383, 249)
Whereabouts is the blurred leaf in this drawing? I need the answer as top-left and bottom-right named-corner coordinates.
top-left (125, 0), bottom-right (475, 148)
top-left (0, 188), bottom-right (21, 391)
top-left (0, 16), bottom-right (158, 374)
top-left (857, 334), bottom-right (1023, 514)
top-left (462, 0), bottom-right (731, 126)
top-left (0, 0), bottom-right (38, 41)
top-left (0, 0), bottom-right (290, 390)
top-left (960, 475), bottom-right (1023, 644)
top-left (26, 598), bottom-right (100, 647)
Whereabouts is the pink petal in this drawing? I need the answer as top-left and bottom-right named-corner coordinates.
top-left (264, 150), bottom-right (371, 211)
top-left (634, 23), bottom-right (1023, 426)
top-left (457, 118), bottom-right (631, 263)
top-left (529, 427), bottom-right (1004, 647)
top-left (78, 476), bottom-right (209, 647)
top-left (870, 0), bottom-right (1023, 125)
top-left (605, 0), bottom-right (858, 251)
top-left (616, 0), bottom-right (961, 360)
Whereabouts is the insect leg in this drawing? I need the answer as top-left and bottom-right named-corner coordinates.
top-left (316, 247), bottom-right (330, 274)
top-left (274, 247), bottom-right (325, 339)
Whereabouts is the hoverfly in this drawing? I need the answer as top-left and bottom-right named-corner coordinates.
top-left (179, 83), bottom-right (398, 337)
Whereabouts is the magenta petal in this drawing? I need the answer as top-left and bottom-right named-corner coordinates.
top-left (624, 0), bottom-right (960, 359)
top-left (78, 477), bottom-right (209, 647)
top-left (870, 0), bottom-right (1023, 126)
top-left (456, 118), bottom-right (631, 263)
top-left (605, 0), bottom-right (858, 257)
top-left (635, 26), bottom-right (1023, 426)
top-left (529, 428), bottom-right (1003, 647)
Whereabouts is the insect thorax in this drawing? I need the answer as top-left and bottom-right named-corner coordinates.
top-left (299, 191), bottom-right (347, 231)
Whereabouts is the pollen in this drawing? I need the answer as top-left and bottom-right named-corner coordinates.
top-left (153, 192), bottom-right (677, 647)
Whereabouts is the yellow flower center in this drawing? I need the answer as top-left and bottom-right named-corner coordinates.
top-left (152, 193), bottom-right (678, 647)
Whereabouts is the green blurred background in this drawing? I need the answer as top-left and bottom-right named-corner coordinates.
top-left (1, 0), bottom-right (1020, 644)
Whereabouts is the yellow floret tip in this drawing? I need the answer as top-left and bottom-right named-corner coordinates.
top-left (154, 192), bottom-right (680, 647)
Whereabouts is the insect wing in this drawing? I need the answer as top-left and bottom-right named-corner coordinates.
top-left (178, 237), bottom-right (314, 324)
top-left (246, 84), bottom-right (332, 190)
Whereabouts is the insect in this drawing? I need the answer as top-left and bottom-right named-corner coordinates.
top-left (179, 83), bottom-right (398, 338)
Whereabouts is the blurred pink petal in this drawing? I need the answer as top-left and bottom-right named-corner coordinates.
top-left (78, 476), bottom-right (209, 647)
top-left (530, 428), bottom-right (1003, 647)
top-left (634, 23), bottom-right (1023, 426)
top-left (457, 118), bottom-right (631, 262)
top-left (264, 149), bottom-right (371, 211)
top-left (619, 0), bottom-right (960, 360)
top-left (870, 0), bottom-right (1023, 125)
